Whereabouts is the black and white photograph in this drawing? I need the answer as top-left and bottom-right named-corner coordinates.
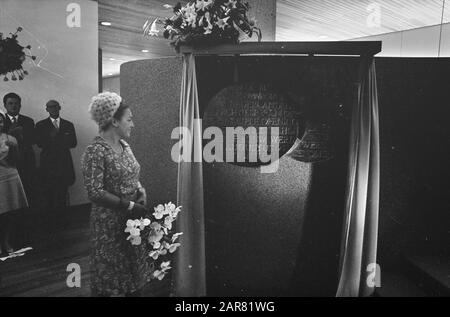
top-left (0, 0), bottom-right (449, 300)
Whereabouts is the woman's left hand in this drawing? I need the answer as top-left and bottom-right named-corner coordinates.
top-left (136, 187), bottom-right (147, 207)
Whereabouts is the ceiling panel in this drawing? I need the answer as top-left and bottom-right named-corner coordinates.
top-left (99, 0), bottom-right (188, 77)
top-left (99, 0), bottom-right (450, 76)
top-left (276, 0), bottom-right (449, 41)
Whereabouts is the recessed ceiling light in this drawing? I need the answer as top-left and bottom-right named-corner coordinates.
top-left (101, 21), bottom-right (112, 26)
top-left (141, 49), bottom-right (149, 53)
top-left (109, 58), bottom-right (116, 61)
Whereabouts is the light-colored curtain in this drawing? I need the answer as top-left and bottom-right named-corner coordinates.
top-left (336, 57), bottom-right (380, 297)
top-left (173, 53), bottom-right (207, 297)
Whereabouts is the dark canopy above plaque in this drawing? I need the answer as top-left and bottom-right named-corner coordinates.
top-left (179, 41), bottom-right (382, 57)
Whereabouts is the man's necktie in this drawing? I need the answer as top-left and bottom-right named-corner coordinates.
top-left (12, 117), bottom-right (17, 124)
top-left (53, 120), bottom-right (59, 130)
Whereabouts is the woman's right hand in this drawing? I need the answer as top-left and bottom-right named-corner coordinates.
top-left (130, 203), bottom-right (148, 219)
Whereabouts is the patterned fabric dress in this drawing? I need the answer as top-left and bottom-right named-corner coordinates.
top-left (81, 136), bottom-right (154, 296)
top-left (0, 134), bottom-right (28, 215)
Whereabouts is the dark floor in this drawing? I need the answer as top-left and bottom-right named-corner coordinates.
top-left (0, 205), bottom-right (170, 297)
top-left (0, 205), bottom-right (448, 297)
top-left (376, 254), bottom-right (450, 297)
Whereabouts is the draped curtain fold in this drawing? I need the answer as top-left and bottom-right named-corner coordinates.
top-left (173, 53), bottom-right (207, 297)
top-left (336, 57), bottom-right (380, 297)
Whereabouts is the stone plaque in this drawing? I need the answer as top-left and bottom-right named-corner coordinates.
top-left (203, 83), bottom-right (304, 166)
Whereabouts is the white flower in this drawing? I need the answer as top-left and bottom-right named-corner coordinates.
top-left (199, 12), bottom-right (211, 26)
top-left (165, 202), bottom-right (176, 213)
top-left (199, 11), bottom-right (214, 34)
top-left (150, 222), bottom-right (162, 231)
top-left (138, 218), bottom-right (151, 230)
top-left (150, 250), bottom-right (160, 260)
top-left (161, 261), bottom-right (171, 270)
top-left (172, 232), bottom-right (183, 243)
top-left (181, 3), bottom-right (197, 27)
top-left (130, 228), bottom-right (140, 237)
top-left (204, 26), bottom-right (213, 34)
top-left (195, 0), bottom-right (213, 11)
top-left (149, 18), bottom-right (160, 36)
top-left (222, 6), bottom-right (231, 16)
top-left (168, 243), bottom-right (181, 253)
top-left (125, 219), bottom-right (142, 244)
top-left (216, 16), bottom-right (230, 30)
top-left (149, 247), bottom-right (168, 260)
top-left (164, 216), bottom-right (174, 230)
top-left (159, 248), bottom-right (168, 256)
top-left (130, 235), bottom-right (142, 246)
top-left (142, 218), bottom-right (151, 226)
top-left (166, 25), bottom-right (179, 36)
top-left (153, 205), bottom-right (165, 219)
top-left (148, 230), bottom-right (164, 244)
top-left (153, 270), bottom-right (167, 281)
top-left (225, 0), bottom-right (237, 9)
top-left (143, 18), bottom-right (159, 36)
top-left (170, 206), bottom-right (182, 218)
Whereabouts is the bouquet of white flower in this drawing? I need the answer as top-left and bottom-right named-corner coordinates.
top-left (143, 0), bottom-right (262, 51)
top-left (125, 202), bottom-right (182, 281)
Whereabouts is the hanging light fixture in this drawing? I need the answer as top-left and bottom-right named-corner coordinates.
top-left (0, 27), bottom-right (36, 81)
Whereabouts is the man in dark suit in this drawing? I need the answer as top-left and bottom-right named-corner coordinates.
top-left (35, 100), bottom-right (77, 214)
top-left (3, 92), bottom-right (36, 203)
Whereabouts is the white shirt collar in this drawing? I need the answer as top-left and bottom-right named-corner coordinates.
top-left (7, 114), bottom-right (18, 122)
top-left (50, 117), bottom-right (60, 124)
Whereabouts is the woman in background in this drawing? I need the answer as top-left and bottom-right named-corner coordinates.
top-left (0, 113), bottom-right (28, 255)
top-left (81, 92), bottom-right (153, 297)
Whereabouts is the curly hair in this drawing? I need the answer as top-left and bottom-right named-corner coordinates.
top-left (88, 92), bottom-right (123, 130)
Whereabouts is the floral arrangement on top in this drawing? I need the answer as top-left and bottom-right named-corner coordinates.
top-left (0, 27), bottom-right (36, 81)
top-left (143, 0), bottom-right (262, 51)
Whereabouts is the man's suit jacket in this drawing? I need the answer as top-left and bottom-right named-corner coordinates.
top-left (4, 114), bottom-right (35, 150)
top-left (35, 117), bottom-right (77, 186)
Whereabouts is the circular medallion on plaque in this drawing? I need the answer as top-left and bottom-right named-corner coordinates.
top-left (203, 83), bottom-right (304, 166)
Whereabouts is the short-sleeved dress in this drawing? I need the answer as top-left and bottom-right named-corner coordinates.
top-left (0, 134), bottom-right (28, 215)
top-left (81, 136), bottom-right (154, 296)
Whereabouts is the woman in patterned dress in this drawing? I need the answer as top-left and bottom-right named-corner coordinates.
top-left (0, 112), bottom-right (28, 255)
top-left (81, 92), bottom-right (154, 297)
